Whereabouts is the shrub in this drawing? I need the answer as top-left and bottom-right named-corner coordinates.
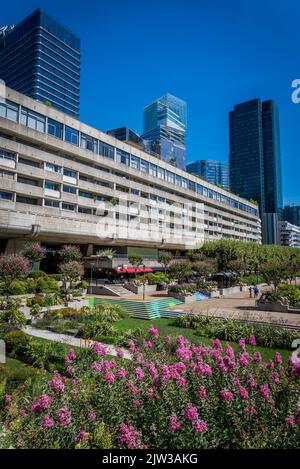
top-left (169, 283), bottom-right (197, 295)
top-left (143, 272), bottom-right (169, 285)
top-left (0, 254), bottom-right (30, 290)
top-left (27, 270), bottom-right (47, 279)
top-left (0, 309), bottom-right (26, 329)
top-left (7, 279), bottom-right (27, 295)
top-left (36, 277), bottom-right (59, 293)
top-left (4, 330), bottom-right (31, 357)
top-left (2, 331), bottom-right (300, 449)
top-left (277, 284), bottom-right (300, 305)
top-left (22, 243), bottom-right (45, 263)
top-left (58, 245), bottom-right (83, 263)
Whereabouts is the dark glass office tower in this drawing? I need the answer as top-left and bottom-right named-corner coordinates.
top-left (284, 205), bottom-right (300, 227)
top-left (142, 93), bottom-right (187, 169)
top-left (0, 9), bottom-right (80, 117)
top-left (187, 159), bottom-right (229, 190)
top-left (229, 98), bottom-right (283, 243)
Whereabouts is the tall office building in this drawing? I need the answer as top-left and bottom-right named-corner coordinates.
top-left (187, 159), bottom-right (229, 190)
top-left (229, 98), bottom-right (283, 244)
top-left (0, 8), bottom-right (80, 117)
top-left (142, 93), bottom-right (187, 170)
top-left (284, 205), bottom-right (300, 227)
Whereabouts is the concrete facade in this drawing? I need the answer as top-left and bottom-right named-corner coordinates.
top-left (0, 86), bottom-right (261, 258)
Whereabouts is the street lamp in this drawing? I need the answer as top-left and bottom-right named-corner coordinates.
top-left (90, 263), bottom-right (94, 295)
top-left (142, 264), bottom-right (146, 301)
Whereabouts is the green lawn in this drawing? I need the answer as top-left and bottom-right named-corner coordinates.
top-left (114, 317), bottom-right (292, 362)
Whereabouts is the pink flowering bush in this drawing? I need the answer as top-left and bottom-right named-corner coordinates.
top-left (1, 329), bottom-right (300, 449)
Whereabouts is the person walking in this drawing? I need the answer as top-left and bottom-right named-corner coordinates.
top-left (254, 285), bottom-right (259, 298)
top-left (248, 286), bottom-right (253, 298)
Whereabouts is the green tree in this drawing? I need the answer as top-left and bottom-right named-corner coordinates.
top-left (169, 261), bottom-right (193, 283)
top-left (158, 251), bottom-right (173, 275)
top-left (0, 254), bottom-right (30, 296)
top-left (128, 255), bottom-right (143, 278)
top-left (59, 261), bottom-right (84, 288)
top-left (260, 261), bottom-right (290, 292)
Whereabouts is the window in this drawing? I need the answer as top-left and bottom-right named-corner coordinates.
top-left (79, 190), bottom-right (93, 199)
top-left (130, 188), bottom-right (140, 195)
top-left (140, 159), bottom-right (149, 173)
top-left (99, 141), bottom-right (115, 159)
top-left (63, 168), bottom-right (77, 178)
top-left (62, 203), bottom-right (75, 211)
top-left (16, 195), bottom-right (38, 205)
top-left (175, 175), bottom-right (181, 186)
top-left (150, 164), bottom-right (157, 177)
top-left (19, 157), bottom-right (40, 168)
top-left (45, 180), bottom-right (59, 191)
top-left (130, 155), bottom-right (140, 170)
top-left (0, 149), bottom-right (15, 161)
top-left (17, 176), bottom-right (38, 186)
top-left (65, 126), bottom-right (79, 145)
top-left (45, 162), bottom-right (62, 173)
top-left (0, 100), bottom-right (19, 123)
top-left (166, 171), bottom-right (175, 184)
top-left (44, 199), bottom-right (60, 208)
top-left (158, 167), bottom-right (165, 180)
top-left (182, 178), bottom-right (188, 189)
top-left (80, 133), bottom-right (98, 153)
top-left (48, 118), bottom-right (63, 139)
top-left (20, 107), bottom-right (45, 131)
top-left (0, 191), bottom-right (13, 200)
top-left (63, 185), bottom-right (77, 194)
top-left (78, 206), bottom-right (92, 214)
top-left (117, 150), bottom-right (130, 166)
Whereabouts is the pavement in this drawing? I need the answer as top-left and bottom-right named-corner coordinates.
top-left (22, 325), bottom-right (131, 359)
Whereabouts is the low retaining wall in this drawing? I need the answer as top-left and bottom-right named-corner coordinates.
top-left (125, 284), bottom-right (157, 295)
top-left (256, 301), bottom-right (300, 313)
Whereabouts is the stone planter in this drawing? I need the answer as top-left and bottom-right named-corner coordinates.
top-left (169, 292), bottom-right (198, 303)
top-left (125, 284), bottom-right (157, 295)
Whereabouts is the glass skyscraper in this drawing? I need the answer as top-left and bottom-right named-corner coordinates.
top-left (186, 159), bottom-right (229, 190)
top-left (229, 98), bottom-right (283, 243)
top-left (0, 8), bottom-right (80, 117)
top-left (142, 93), bottom-right (187, 170)
top-left (284, 205), bottom-right (300, 227)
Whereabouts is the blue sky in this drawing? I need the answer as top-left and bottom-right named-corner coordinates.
top-left (2, 0), bottom-right (300, 205)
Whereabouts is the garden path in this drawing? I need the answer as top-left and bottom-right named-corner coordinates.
top-left (22, 325), bottom-right (132, 359)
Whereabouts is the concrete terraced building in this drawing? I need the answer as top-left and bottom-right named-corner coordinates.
top-left (0, 86), bottom-right (261, 271)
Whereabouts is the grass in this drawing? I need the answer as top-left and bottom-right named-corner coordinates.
top-left (114, 316), bottom-right (293, 362)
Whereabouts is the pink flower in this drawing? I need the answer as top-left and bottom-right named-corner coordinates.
top-left (147, 387), bottom-right (157, 398)
top-left (165, 335), bottom-right (172, 345)
top-left (88, 411), bottom-right (97, 421)
top-left (91, 361), bottom-right (102, 372)
top-left (260, 384), bottom-right (271, 400)
top-left (92, 342), bottom-right (107, 357)
top-left (48, 371), bottom-right (65, 393)
top-left (184, 403), bottom-right (199, 422)
top-left (247, 373), bottom-right (257, 388)
top-left (118, 422), bottom-right (142, 449)
top-left (271, 372), bottom-right (280, 384)
top-left (253, 351), bottom-right (262, 362)
top-left (4, 394), bottom-right (11, 403)
top-left (117, 368), bottom-right (128, 379)
top-left (249, 335), bottom-right (256, 347)
top-left (220, 389), bottom-right (234, 401)
top-left (146, 362), bottom-right (157, 376)
top-left (245, 406), bottom-right (257, 415)
top-left (148, 325), bottom-right (159, 338)
top-left (238, 385), bottom-right (249, 400)
top-left (285, 416), bottom-right (295, 427)
top-left (198, 385), bottom-right (207, 400)
top-left (104, 372), bottom-right (115, 384)
top-left (67, 348), bottom-right (76, 360)
top-left (135, 367), bottom-right (145, 381)
top-left (168, 413), bottom-right (181, 431)
top-left (177, 376), bottom-right (186, 387)
top-left (238, 338), bottom-right (246, 350)
top-left (239, 355), bottom-right (249, 367)
top-left (75, 430), bottom-right (88, 444)
top-left (57, 406), bottom-right (72, 427)
top-left (116, 347), bottom-right (125, 358)
top-left (193, 419), bottom-right (208, 433)
top-left (225, 344), bottom-right (235, 358)
top-left (144, 339), bottom-right (153, 348)
top-left (42, 414), bottom-right (54, 429)
top-left (132, 399), bottom-right (141, 410)
top-left (274, 352), bottom-right (282, 365)
top-left (128, 340), bottom-right (137, 353)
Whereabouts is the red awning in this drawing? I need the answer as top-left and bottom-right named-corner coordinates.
top-left (114, 267), bottom-right (153, 274)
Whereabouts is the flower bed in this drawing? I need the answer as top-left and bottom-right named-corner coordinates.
top-left (1, 328), bottom-right (299, 449)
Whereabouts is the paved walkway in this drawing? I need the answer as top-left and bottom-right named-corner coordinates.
top-left (22, 325), bottom-right (131, 359)
top-left (167, 288), bottom-right (300, 328)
